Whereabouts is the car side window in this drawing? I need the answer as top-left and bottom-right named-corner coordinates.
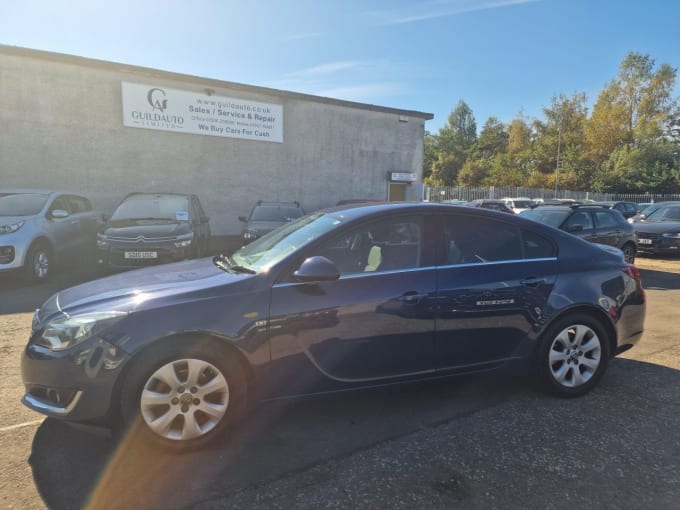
top-left (50, 196), bottom-right (69, 214)
top-left (521, 229), bottom-right (556, 259)
top-left (593, 210), bottom-right (619, 228)
top-left (443, 216), bottom-right (522, 264)
top-left (563, 211), bottom-right (593, 230)
top-left (313, 216), bottom-right (422, 276)
top-left (66, 195), bottom-right (92, 213)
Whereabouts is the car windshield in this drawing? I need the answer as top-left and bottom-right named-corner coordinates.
top-left (520, 208), bottom-right (570, 228)
top-left (250, 205), bottom-right (304, 222)
top-left (110, 194), bottom-right (189, 222)
top-left (511, 200), bottom-right (535, 208)
top-left (231, 212), bottom-right (342, 271)
top-left (0, 193), bottom-right (49, 216)
top-left (645, 205), bottom-right (680, 221)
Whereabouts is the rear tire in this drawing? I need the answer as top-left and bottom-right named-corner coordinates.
top-left (537, 313), bottom-right (611, 397)
top-left (118, 339), bottom-right (248, 451)
top-left (24, 242), bottom-right (53, 283)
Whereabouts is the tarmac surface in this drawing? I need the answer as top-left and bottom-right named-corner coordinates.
top-left (1, 255), bottom-right (679, 509)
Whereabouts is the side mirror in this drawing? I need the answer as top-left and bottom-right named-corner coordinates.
top-left (238, 216), bottom-right (248, 223)
top-left (293, 256), bottom-right (340, 282)
top-left (50, 209), bottom-right (69, 219)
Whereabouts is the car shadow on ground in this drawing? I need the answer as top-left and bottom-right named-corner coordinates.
top-left (28, 358), bottom-right (680, 510)
top-left (638, 268), bottom-right (680, 291)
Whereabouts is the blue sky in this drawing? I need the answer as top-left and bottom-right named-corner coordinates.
top-left (1, 0), bottom-right (678, 132)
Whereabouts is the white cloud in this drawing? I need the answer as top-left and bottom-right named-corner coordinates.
top-left (284, 61), bottom-right (371, 78)
top-left (368, 0), bottom-right (541, 26)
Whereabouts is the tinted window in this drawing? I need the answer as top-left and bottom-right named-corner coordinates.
top-left (647, 205), bottom-right (680, 221)
top-left (0, 193), bottom-right (49, 216)
top-left (315, 216), bottom-right (422, 275)
top-left (51, 196), bottom-right (69, 212)
top-left (443, 216), bottom-right (522, 264)
top-left (563, 211), bottom-right (594, 230)
top-left (521, 229), bottom-right (556, 259)
top-left (593, 210), bottom-right (619, 228)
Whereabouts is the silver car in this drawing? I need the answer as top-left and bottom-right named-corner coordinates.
top-left (0, 189), bottom-right (105, 282)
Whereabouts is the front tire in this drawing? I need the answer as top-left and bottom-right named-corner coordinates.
top-left (538, 313), bottom-right (611, 397)
top-left (119, 340), bottom-right (247, 450)
top-left (24, 242), bottom-right (53, 283)
top-left (622, 243), bottom-right (636, 264)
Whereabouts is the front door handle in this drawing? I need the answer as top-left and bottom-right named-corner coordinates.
top-left (520, 277), bottom-right (546, 287)
top-left (398, 291), bottom-right (427, 303)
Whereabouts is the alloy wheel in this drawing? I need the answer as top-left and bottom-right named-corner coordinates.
top-left (140, 358), bottom-right (230, 441)
top-left (548, 324), bottom-right (602, 388)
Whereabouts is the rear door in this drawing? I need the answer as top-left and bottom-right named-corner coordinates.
top-left (592, 210), bottom-right (624, 247)
top-left (435, 213), bottom-right (557, 370)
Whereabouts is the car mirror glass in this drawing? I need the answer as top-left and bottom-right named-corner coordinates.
top-left (293, 256), bottom-right (340, 282)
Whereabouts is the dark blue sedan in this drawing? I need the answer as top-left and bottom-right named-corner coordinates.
top-left (22, 203), bottom-right (646, 448)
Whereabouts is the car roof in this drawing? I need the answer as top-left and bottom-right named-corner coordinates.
top-left (123, 192), bottom-right (193, 198)
top-left (0, 188), bottom-right (73, 195)
top-left (253, 201), bottom-right (302, 207)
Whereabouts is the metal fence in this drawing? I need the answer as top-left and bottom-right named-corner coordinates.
top-left (424, 186), bottom-right (680, 204)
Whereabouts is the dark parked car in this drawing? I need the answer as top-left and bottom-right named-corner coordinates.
top-left (592, 201), bottom-right (639, 219)
top-left (96, 192), bottom-right (210, 269)
top-left (633, 202), bottom-right (680, 255)
top-left (0, 189), bottom-right (105, 282)
top-left (22, 203), bottom-right (645, 449)
top-left (239, 200), bottom-right (305, 244)
top-left (466, 199), bottom-right (514, 213)
top-left (520, 204), bottom-right (638, 263)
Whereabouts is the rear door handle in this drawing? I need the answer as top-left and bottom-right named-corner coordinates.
top-left (520, 277), bottom-right (546, 287)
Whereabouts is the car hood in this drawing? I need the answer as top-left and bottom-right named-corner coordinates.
top-left (103, 222), bottom-right (189, 237)
top-left (634, 221), bottom-right (680, 233)
top-left (0, 215), bottom-right (35, 224)
top-left (38, 258), bottom-right (251, 320)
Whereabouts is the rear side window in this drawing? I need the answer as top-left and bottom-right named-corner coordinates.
top-left (443, 216), bottom-right (522, 264)
top-left (593, 210), bottom-right (620, 228)
top-left (443, 216), bottom-right (556, 264)
top-left (521, 229), bottom-right (556, 259)
top-left (564, 210), bottom-right (594, 230)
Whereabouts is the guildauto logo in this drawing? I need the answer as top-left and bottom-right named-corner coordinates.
top-left (147, 88), bottom-right (168, 112)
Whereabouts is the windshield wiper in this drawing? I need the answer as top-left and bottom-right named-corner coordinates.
top-left (213, 254), bottom-right (256, 274)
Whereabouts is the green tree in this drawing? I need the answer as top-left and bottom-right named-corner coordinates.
top-left (429, 100), bottom-right (478, 185)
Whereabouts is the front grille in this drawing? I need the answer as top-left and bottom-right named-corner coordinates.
top-left (107, 235), bottom-right (177, 243)
top-left (636, 232), bottom-right (659, 241)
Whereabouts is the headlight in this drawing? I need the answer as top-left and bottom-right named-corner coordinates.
top-left (173, 232), bottom-right (194, 248)
top-left (37, 311), bottom-right (127, 351)
top-left (243, 230), bottom-right (258, 241)
top-left (662, 232), bottom-right (680, 239)
top-left (97, 233), bottom-right (109, 248)
top-left (0, 220), bottom-right (25, 234)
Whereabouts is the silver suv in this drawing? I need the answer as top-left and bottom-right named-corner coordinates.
top-left (0, 189), bottom-right (105, 282)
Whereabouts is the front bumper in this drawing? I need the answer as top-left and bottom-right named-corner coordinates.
top-left (636, 235), bottom-right (680, 253)
top-left (21, 337), bottom-right (130, 422)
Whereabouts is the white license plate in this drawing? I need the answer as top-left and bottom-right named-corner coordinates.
top-left (638, 239), bottom-right (653, 245)
top-left (124, 251), bottom-right (158, 259)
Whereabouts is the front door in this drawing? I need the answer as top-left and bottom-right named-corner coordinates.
top-left (265, 215), bottom-right (437, 396)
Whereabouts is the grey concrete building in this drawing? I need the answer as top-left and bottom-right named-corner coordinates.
top-left (1, 45), bottom-right (433, 236)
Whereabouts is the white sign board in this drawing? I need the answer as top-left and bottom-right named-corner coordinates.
top-left (121, 82), bottom-right (283, 143)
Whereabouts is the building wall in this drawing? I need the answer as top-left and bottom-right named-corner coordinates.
top-left (1, 47), bottom-right (431, 235)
